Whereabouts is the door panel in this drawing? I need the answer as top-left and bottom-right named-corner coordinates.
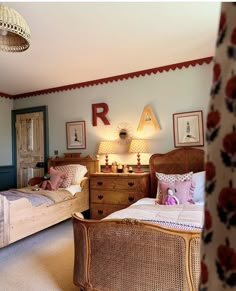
top-left (16, 112), bottom-right (44, 188)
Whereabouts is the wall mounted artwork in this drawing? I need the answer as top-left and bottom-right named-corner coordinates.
top-left (66, 121), bottom-right (86, 149)
top-left (173, 110), bottom-right (204, 147)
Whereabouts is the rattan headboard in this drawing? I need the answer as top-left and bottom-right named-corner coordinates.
top-left (48, 153), bottom-right (99, 176)
top-left (149, 148), bottom-right (205, 198)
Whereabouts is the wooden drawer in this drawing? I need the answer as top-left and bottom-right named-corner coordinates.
top-left (90, 176), bottom-right (146, 191)
top-left (90, 203), bottom-right (127, 220)
top-left (114, 177), bottom-right (144, 190)
top-left (90, 189), bottom-right (145, 205)
top-left (90, 177), bottom-right (116, 189)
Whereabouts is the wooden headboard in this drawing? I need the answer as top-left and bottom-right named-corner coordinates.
top-left (149, 148), bottom-right (205, 198)
top-left (48, 153), bottom-right (99, 176)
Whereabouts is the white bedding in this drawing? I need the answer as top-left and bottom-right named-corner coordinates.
top-left (65, 185), bottom-right (82, 195)
top-left (105, 198), bottom-right (204, 231)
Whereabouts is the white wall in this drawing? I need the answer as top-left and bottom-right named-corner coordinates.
top-left (0, 97), bottom-right (13, 165)
top-left (13, 62), bottom-right (212, 166)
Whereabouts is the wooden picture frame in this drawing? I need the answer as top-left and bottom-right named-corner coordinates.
top-left (66, 121), bottom-right (86, 149)
top-left (173, 110), bottom-right (204, 147)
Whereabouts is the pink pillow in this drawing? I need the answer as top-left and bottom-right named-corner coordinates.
top-left (50, 167), bottom-right (67, 189)
top-left (41, 167), bottom-right (66, 190)
top-left (156, 172), bottom-right (193, 203)
top-left (40, 180), bottom-right (55, 191)
top-left (159, 180), bottom-right (195, 205)
top-left (40, 180), bottom-right (48, 190)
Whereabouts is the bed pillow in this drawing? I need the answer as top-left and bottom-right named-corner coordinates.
top-left (159, 180), bottom-right (195, 205)
top-left (192, 171), bottom-right (206, 204)
top-left (41, 180), bottom-right (57, 191)
top-left (69, 164), bottom-right (88, 185)
top-left (41, 167), bottom-right (66, 190)
top-left (156, 171), bottom-right (193, 203)
top-left (55, 165), bottom-right (77, 188)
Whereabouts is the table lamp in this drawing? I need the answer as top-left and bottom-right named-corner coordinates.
top-left (97, 141), bottom-right (114, 173)
top-left (129, 139), bottom-right (147, 173)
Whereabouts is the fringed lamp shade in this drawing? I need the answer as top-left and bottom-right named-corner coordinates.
top-left (0, 4), bottom-right (31, 52)
top-left (129, 139), bottom-right (148, 173)
top-left (98, 141), bottom-right (114, 173)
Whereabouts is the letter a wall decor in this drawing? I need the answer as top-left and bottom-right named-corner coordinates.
top-left (137, 105), bottom-right (160, 131)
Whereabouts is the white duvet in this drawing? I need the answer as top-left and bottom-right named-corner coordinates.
top-left (105, 198), bottom-right (204, 230)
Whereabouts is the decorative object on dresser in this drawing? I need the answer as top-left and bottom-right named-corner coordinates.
top-left (66, 121), bottom-right (86, 149)
top-left (173, 110), bottom-right (204, 147)
top-left (97, 140), bottom-right (115, 173)
top-left (129, 139), bottom-right (148, 173)
top-left (90, 172), bottom-right (150, 219)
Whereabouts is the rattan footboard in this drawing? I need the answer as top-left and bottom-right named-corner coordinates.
top-left (72, 213), bottom-right (201, 291)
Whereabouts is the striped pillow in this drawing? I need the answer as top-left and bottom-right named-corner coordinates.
top-left (55, 165), bottom-right (77, 188)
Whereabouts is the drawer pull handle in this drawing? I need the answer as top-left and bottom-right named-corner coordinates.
top-left (128, 182), bottom-right (134, 187)
top-left (98, 194), bottom-right (103, 200)
top-left (128, 196), bottom-right (134, 202)
top-left (98, 210), bottom-right (103, 215)
top-left (97, 181), bottom-right (103, 186)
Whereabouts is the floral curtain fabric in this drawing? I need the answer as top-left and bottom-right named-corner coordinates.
top-left (200, 2), bottom-right (236, 290)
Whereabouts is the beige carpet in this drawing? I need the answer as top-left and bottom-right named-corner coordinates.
top-left (0, 219), bottom-right (78, 291)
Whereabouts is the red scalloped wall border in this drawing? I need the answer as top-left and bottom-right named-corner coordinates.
top-left (1, 56), bottom-right (213, 99)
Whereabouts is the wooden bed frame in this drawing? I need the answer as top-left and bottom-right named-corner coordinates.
top-left (0, 154), bottom-right (99, 248)
top-left (72, 148), bottom-right (204, 291)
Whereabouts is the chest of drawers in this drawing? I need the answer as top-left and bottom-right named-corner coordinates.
top-left (90, 172), bottom-right (150, 219)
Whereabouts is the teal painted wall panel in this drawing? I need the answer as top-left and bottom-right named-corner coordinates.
top-left (0, 166), bottom-right (16, 190)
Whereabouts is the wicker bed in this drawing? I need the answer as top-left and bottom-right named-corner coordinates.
top-left (72, 148), bottom-right (204, 291)
top-left (0, 154), bottom-right (98, 248)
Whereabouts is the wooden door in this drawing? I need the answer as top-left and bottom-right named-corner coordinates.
top-left (15, 112), bottom-right (45, 188)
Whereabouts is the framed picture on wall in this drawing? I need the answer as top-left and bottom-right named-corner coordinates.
top-left (173, 110), bottom-right (204, 147)
top-left (66, 121), bottom-right (86, 149)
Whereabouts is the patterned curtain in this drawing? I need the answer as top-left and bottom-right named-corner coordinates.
top-left (200, 2), bottom-right (236, 290)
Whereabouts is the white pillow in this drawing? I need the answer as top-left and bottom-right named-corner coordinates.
top-left (65, 184), bottom-right (82, 196)
top-left (192, 171), bottom-right (205, 203)
top-left (69, 164), bottom-right (88, 185)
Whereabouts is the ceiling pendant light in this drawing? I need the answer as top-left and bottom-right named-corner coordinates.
top-left (0, 4), bottom-right (31, 52)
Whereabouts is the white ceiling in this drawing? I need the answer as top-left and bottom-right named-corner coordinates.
top-left (0, 2), bottom-right (221, 96)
